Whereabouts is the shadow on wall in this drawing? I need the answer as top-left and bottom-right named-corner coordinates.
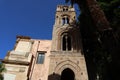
top-left (48, 73), bottom-right (61, 80)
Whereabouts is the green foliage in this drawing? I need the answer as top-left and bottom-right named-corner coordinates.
top-left (97, 0), bottom-right (120, 39)
top-left (0, 63), bottom-right (6, 80)
top-left (97, 0), bottom-right (120, 79)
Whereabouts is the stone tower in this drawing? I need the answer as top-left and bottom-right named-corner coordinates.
top-left (48, 5), bottom-right (88, 80)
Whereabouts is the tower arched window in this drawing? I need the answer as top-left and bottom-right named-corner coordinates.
top-left (62, 17), bottom-right (69, 25)
top-left (62, 33), bottom-right (71, 51)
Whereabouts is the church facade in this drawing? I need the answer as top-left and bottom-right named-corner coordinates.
top-left (3, 5), bottom-right (88, 80)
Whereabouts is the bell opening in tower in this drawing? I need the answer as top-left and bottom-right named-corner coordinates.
top-left (62, 17), bottom-right (69, 25)
top-left (62, 33), bottom-right (71, 51)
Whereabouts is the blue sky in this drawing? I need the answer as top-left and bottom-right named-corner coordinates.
top-left (0, 0), bottom-right (79, 59)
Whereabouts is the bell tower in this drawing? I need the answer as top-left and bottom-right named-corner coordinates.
top-left (48, 5), bottom-right (88, 80)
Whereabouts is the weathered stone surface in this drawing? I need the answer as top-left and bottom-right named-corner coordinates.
top-left (48, 5), bottom-right (88, 80)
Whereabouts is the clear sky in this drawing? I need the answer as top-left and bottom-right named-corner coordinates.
top-left (0, 0), bottom-right (79, 59)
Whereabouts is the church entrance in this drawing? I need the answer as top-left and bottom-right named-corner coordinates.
top-left (61, 68), bottom-right (75, 80)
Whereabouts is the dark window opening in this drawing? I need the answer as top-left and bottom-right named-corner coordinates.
top-left (63, 8), bottom-right (68, 11)
top-left (63, 8), bottom-right (65, 11)
top-left (66, 8), bottom-right (68, 11)
top-left (63, 35), bottom-right (67, 50)
top-left (66, 17), bottom-right (69, 24)
top-left (61, 68), bottom-right (75, 80)
top-left (68, 36), bottom-right (71, 50)
top-left (62, 34), bottom-right (71, 51)
top-left (62, 17), bottom-right (69, 25)
top-left (37, 53), bottom-right (45, 64)
top-left (62, 18), bottom-right (65, 25)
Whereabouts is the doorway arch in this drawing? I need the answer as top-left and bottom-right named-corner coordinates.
top-left (61, 68), bottom-right (75, 80)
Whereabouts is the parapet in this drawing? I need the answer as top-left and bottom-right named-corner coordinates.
top-left (16, 35), bottom-right (31, 39)
top-left (56, 5), bottom-right (75, 12)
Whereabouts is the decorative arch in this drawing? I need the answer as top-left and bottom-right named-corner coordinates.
top-left (54, 60), bottom-right (81, 75)
top-left (55, 27), bottom-right (82, 52)
top-left (56, 28), bottom-right (74, 51)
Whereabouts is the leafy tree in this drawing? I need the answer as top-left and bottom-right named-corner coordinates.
top-left (97, 0), bottom-right (120, 40)
top-left (65, 0), bottom-right (120, 80)
top-left (0, 62), bottom-right (6, 80)
top-left (97, 0), bottom-right (120, 79)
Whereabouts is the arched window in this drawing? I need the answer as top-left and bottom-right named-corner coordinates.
top-left (62, 17), bottom-right (69, 25)
top-left (62, 33), bottom-right (71, 51)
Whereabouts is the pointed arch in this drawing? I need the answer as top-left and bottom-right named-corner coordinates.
top-left (56, 27), bottom-right (74, 51)
top-left (53, 60), bottom-right (82, 80)
top-left (54, 60), bottom-right (81, 74)
top-left (55, 27), bottom-right (82, 52)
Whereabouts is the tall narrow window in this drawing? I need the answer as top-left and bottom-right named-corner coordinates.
top-left (67, 35), bottom-right (71, 50)
top-left (62, 33), bottom-right (71, 51)
top-left (63, 35), bottom-right (67, 50)
top-left (66, 17), bottom-right (69, 24)
top-left (37, 53), bottom-right (45, 64)
top-left (62, 18), bottom-right (65, 25)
